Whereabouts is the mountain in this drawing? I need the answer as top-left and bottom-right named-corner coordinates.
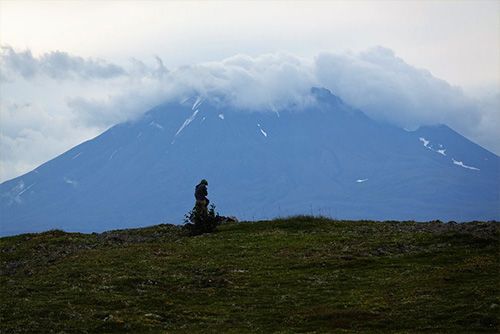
top-left (1, 88), bottom-right (499, 235)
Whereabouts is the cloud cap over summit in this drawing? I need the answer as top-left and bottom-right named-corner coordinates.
top-left (1, 47), bottom-right (499, 181)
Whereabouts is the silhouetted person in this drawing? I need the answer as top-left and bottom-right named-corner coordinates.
top-left (195, 179), bottom-right (209, 210)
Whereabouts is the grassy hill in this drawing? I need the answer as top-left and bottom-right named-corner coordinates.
top-left (1, 217), bottom-right (499, 333)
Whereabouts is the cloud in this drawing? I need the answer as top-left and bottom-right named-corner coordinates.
top-left (60, 51), bottom-right (319, 128)
top-left (314, 46), bottom-right (481, 130)
top-left (1, 46), bottom-right (126, 80)
top-left (160, 52), bottom-right (318, 111)
top-left (1, 46), bottom-right (498, 181)
top-left (64, 85), bottom-right (165, 128)
top-left (315, 47), bottom-right (481, 129)
top-left (465, 90), bottom-right (500, 155)
top-left (0, 99), bottom-right (100, 181)
top-left (312, 46), bottom-right (498, 153)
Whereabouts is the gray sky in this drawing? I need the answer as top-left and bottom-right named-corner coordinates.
top-left (1, 1), bottom-right (499, 182)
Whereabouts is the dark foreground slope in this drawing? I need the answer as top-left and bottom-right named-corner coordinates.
top-left (1, 218), bottom-right (499, 334)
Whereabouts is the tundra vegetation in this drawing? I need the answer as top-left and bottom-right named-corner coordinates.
top-left (1, 217), bottom-right (498, 333)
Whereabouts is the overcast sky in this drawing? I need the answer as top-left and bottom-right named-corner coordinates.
top-left (1, 1), bottom-right (499, 182)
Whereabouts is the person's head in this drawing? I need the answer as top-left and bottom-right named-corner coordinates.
top-left (200, 179), bottom-right (208, 186)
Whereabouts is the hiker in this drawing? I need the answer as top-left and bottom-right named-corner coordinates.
top-left (194, 179), bottom-right (209, 209)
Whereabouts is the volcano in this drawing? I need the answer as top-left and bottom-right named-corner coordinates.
top-left (1, 88), bottom-right (498, 235)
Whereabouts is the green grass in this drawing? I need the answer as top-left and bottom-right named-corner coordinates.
top-left (1, 217), bottom-right (499, 333)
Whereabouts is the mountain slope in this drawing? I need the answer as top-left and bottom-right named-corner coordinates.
top-left (1, 88), bottom-right (499, 235)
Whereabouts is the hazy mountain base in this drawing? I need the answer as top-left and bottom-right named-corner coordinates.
top-left (0, 217), bottom-right (498, 334)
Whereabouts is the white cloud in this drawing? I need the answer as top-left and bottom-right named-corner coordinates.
top-left (164, 52), bottom-right (318, 111)
top-left (1, 46), bottom-right (126, 80)
top-left (1, 46), bottom-right (498, 182)
top-left (0, 99), bottom-right (100, 181)
top-left (314, 46), bottom-right (486, 134)
top-left (2, 1), bottom-right (497, 89)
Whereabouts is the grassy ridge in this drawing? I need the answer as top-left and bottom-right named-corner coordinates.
top-left (1, 217), bottom-right (499, 333)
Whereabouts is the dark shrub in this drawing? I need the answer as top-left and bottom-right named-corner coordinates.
top-left (183, 204), bottom-right (222, 235)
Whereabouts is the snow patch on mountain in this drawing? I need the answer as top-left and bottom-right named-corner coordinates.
top-left (175, 109), bottom-right (199, 138)
top-left (419, 137), bottom-right (430, 148)
top-left (109, 150), bottom-right (117, 160)
top-left (436, 149), bottom-right (446, 156)
top-left (270, 105), bottom-right (280, 117)
top-left (419, 137), bottom-right (446, 156)
top-left (452, 159), bottom-right (480, 171)
top-left (64, 177), bottom-right (78, 187)
top-left (420, 137), bottom-right (482, 171)
top-left (149, 121), bottom-right (164, 130)
top-left (19, 183), bottom-right (35, 196)
top-left (257, 124), bottom-right (268, 137)
top-left (192, 96), bottom-right (203, 110)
